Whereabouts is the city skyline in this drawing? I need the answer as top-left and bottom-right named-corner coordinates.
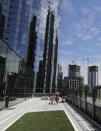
top-left (59, 0), bottom-right (101, 84)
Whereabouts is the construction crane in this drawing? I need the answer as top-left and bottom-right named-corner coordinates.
top-left (72, 61), bottom-right (76, 65)
top-left (82, 57), bottom-right (89, 66)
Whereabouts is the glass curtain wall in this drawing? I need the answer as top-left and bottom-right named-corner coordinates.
top-left (0, 0), bottom-right (63, 95)
top-left (0, 39), bottom-right (21, 109)
top-left (0, 40), bottom-right (34, 109)
top-left (1, 0), bottom-right (40, 59)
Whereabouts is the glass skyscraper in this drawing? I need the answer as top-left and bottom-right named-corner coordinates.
top-left (0, 0), bottom-right (63, 93)
top-left (0, 0), bottom-right (41, 59)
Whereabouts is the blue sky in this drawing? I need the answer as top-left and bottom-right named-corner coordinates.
top-left (59, 0), bottom-right (101, 84)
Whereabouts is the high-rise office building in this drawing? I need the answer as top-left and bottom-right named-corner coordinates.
top-left (66, 64), bottom-right (84, 90)
top-left (0, 0), bottom-right (63, 94)
top-left (68, 64), bottom-right (80, 77)
top-left (88, 66), bottom-right (98, 87)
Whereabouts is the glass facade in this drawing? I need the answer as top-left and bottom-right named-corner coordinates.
top-left (0, 39), bottom-right (21, 81)
top-left (0, 39), bottom-right (33, 109)
top-left (0, 39), bottom-right (21, 109)
top-left (0, 0), bottom-right (63, 93)
top-left (1, 0), bottom-right (41, 59)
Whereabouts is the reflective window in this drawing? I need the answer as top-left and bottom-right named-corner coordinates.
top-left (0, 39), bottom-right (22, 81)
top-left (2, 0), bottom-right (62, 74)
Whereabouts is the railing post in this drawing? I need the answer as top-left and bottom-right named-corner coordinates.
top-left (92, 87), bottom-right (95, 119)
top-left (4, 75), bottom-right (9, 108)
top-left (85, 88), bottom-right (87, 113)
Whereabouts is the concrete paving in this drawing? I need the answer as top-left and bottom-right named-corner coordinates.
top-left (0, 98), bottom-right (100, 131)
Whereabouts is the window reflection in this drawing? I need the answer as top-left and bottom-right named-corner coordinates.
top-left (0, 39), bottom-right (22, 82)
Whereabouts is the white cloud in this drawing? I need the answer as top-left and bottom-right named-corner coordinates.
top-left (94, 6), bottom-right (101, 13)
top-left (80, 47), bottom-right (93, 52)
top-left (81, 8), bottom-right (90, 15)
top-left (76, 27), bottom-right (100, 41)
top-left (82, 34), bottom-right (92, 41)
top-left (65, 40), bottom-right (72, 45)
top-left (76, 32), bottom-right (92, 41)
top-left (90, 27), bottom-right (100, 34)
top-left (63, 0), bottom-right (74, 13)
top-left (77, 33), bottom-right (82, 38)
top-left (73, 23), bottom-right (82, 32)
top-left (90, 55), bottom-right (101, 59)
top-left (95, 43), bottom-right (101, 47)
top-left (87, 12), bottom-right (95, 26)
top-left (73, 24), bottom-right (100, 41)
top-left (62, 40), bottom-right (73, 45)
top-left (97, 37), bottom-right (101, 41)
top-left (72, 6), bottom-right (101, 42)
top-left (59, 49), bottom-right (73, 55)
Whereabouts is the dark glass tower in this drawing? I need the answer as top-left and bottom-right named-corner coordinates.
top-left (0, 0), bottom-right (63, 94)
top-left (42, 9), bottom-right (54, 93)
top-left (26, 16), bottom-right (37, 69)
top-left (68, 65), bottom-right (80, 78)
top-left (88, 66), bottom-right (98, 87)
